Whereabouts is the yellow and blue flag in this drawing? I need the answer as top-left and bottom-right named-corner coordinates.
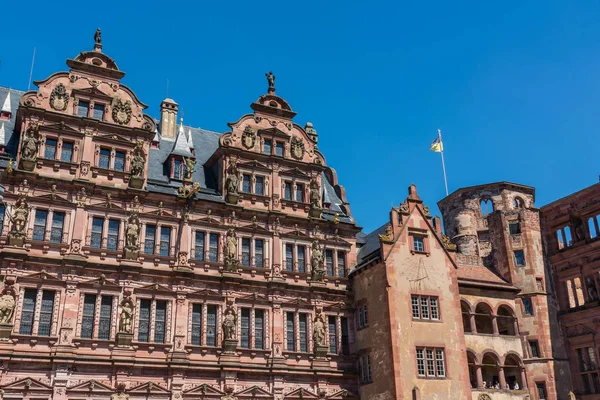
top-left (430, 136), bottom-right (443, 152)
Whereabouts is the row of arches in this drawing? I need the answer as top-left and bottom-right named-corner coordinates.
top-left (479, 196), bottom-right (525, 216)
top-left (461, 300), bottom-right (519, 336)
top-left (468, 350), bottom-right (526, 390)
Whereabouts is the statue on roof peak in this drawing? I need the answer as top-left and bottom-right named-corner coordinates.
top-left (94, 28), bottom-right (102, 44)
top-left (265, 71), bottom-right (275, 92)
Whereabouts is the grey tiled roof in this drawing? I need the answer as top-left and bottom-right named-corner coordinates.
top-left (354, 222), bottom-right (388, 268)
top-left (0, 87), bottom-right (24, 156)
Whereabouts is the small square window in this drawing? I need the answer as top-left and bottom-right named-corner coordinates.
top-left (529, 340), bottom-right (540, 358)
top-left (523, 297), bottom-right (534, 316)
top-left (509, 221), bottom-right (521, 234)
top-left (275, 142), bottom-right (284, 157)
top-left (536, 278), bottom-right (544, 292)
top-left (413, 236), bottom-right (425, 252)
top-left (514, 250), bottom-right (525, 266)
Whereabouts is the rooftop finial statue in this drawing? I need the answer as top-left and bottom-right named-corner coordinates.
top-left (265, 71), bottom-right (275, 90)
top-left (94, 28), bottom-right (102, 45)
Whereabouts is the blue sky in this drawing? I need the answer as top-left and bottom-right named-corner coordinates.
top-left (1, 1), bottom-right (599, 232)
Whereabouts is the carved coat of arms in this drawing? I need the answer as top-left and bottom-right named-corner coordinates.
top-left (241, 126), bottom-right (256, 149)
top-left (112, 99), bottom-right (132, 125)
top-left (49, 83), bottom-right (69, 111)
top-left (290, 136), bottom-right (305, 159)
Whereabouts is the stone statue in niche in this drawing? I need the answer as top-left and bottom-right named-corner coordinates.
top-left (183, 157), bottom-right (196, 180)
top-left (112, 99), bottom-right (132, 125)
top-left (124, 212), bottom-right (141, 259)
top-left (222, 307), bottom-right (237, 340)
top-left (8, 196), bottom-right (29, 246)
top-left (224, 229), bottom-right (238, 272)
top-left (586, 276), bottom-right (598, 301)
top-left (265, 71), bottom-right (275, 89)
top-left (313, 315), bottom-right (326, 347)
top-left (0, 291), bottom-right (16, 324)
top-left (309, 178), bottom-right (321, 217)
top-left (20, 122), bottom-right (40, 170)
top-left (130, 142), bottom-right (146, 177)
top-left (310, 240), bottom-right (325, 282)
top-left (225, 160), bottom-right (240, 204)
top-left (119, 299), bottom-right (134, 333)
top-left (49, 83), bottom-right (69, 111)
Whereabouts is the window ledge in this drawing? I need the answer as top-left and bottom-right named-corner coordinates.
top-left (411, 318), bottom-right (442, 323)
top-left (410, 250), bottom-right (430, 256)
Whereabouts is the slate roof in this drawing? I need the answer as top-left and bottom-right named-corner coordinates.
top-left (456, 263), bottom-right (518, 290)
top-left (0, 87), bottom-right (355, 223)
top-left (354, 222), bottom-right (388, 267)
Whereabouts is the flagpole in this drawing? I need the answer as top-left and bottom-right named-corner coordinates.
top-left (438, 129), bottom-right (449, 196)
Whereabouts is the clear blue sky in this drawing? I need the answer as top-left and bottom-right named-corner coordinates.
top-left (2, 2), bottom-right (599, 232)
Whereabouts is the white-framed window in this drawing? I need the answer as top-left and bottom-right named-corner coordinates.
top-left (416, 347), bottom-right (446, 378)
top-left (411, 295), bottom-right (440, 321)
top-left (359, 354), bottom-right (372, 383)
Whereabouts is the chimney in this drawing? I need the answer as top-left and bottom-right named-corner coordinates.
top-left (160, 98), bottom-right (178, 138)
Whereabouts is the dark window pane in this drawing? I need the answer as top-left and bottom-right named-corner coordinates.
top-left (33, 209), bottom-right (48, 241)
top-left (530, 341), bottom-right (540, 358)
top-left (255, 239), bottom-right (264, 268)
top-left (325, 250), bottom-right (334, 276)
top-left (93, 104), bottom-right (104, 120)
top-left (77, 101), bottom-right (89, 117)
top-left (61, 142), bottom-right (73, 162)
top-left (138, 299), bottom-right (151, 342)
top-left (514, 250), bottom-right (525, 266)
top-left (509, 221), bottom-right (521, 235)
top-left (38, 290), bottom-right (55, 336)
top-left (173, 159), bottom-right (182, 180)
top-left (275, 142), bottom-right (284, 157)
top-left (144, 225), bottom-right (156, 255)
top-left (255, 176), bottom-right (264, 196)
top-left (536, 383), bottom-right (547, 400)
top-left (0, 204), bottom-right (5, 230)
top-left (107, 219), bottom-right (119, 251)
top-left (206, 305), bottom-right (217, 346)
top-left (50, 212), bottom-right (65, 243)
top-left (241, 238), bottom-right (251, 267)
top-left (44, 139), bottom-right (57, 160)
top-left (285, 244), bottom-right (294, 272)
top-left (241, 308), bottom-right (250, 348)
top-left (81, 294), bottom-right (96, 339)
top-left (91, 217), bottom-right (104, 249)
top-left (19, 289), bottom-right (37, 335)
top-left (160, 226), bottom-right (171, 257)
top-left (98, 296), bottom-right (113, 340)
top-left (337, 251), bottom-right (346, 277)
top-left (195, 231), bottom-right (205, 261)
top-left (286, 312), bottom-right (295, 351)
top-left (209, 233), bottom-right (219, 262)
top-left (299, 314), bottom-right (307, 352)
top-left (114, 151), bottom-right (125, 172)
top-left (341, 317), bottom-right (349, 355)
top-left (191, 304), bottom-right (202, 345)
top-left (328, 316), bottom-right (337, 354)
top-left (284, 182), bottom-right (292, 200)
top-left (523, 298), bottom-right (534, 315)
top-left (298, 246), bottom-right (306, 273)
top-left (242, 175), bottom-right (251, 193)
top-left (255, 309), bottom-right (264, 349)
top-left (295, 184), bottom-right (304, 202)
top-left (98, 148), bottom-right (110, 169)
top-left (263, 139), bottom-right (272, 155)
top-left (154, 301), bottom-right (166, 343)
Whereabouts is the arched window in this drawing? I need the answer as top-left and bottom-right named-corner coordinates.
top-left (504, 354), bottom-right (524, 390)
top-left (474, 303), bottom-right (494, 334)
top-left (481, 353), bottom-right (501, 388)
top-left (467, 351), bottom-right (478, 388)
top-left (480, 198), bottom-right (494, 216)
top-left (513, 197), bottom-right (524, 209)
top-left (461, 301), bottom-right (472, 333)
top-left (497, 305), bottom-right (518, 336)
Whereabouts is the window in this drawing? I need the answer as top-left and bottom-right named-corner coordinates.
top-left (337, 251), bottom-right (346, 277)
top-left (578, 347), bottom-right (600, 394)
top-left (529, 340), bottom-right (540, 358)
top-left (286, 312), bottom-right (295, 351)
top-left (255, 239), bottom-right (264, 268)
top-left (114, 151), bottom-right (125, 172)
top-left (91, 217), bottom-right (103, 248)
top-left (138, 299), bottom-right (151, 342)
top-left (240, 308), bottom-right (250, 348)
top-left (50, 212), bottom-right (65, 243)
top-left (284, 182), bottom-right (292, 200)
top-left (19, 289), bottom-right (37, 335)
top-left (298, 246), bottom-right (306, 273)
top-left (38, 290), bottom-right (55, 336)
top-left (359, 354), bottom-right (372, 383)
top-left (144, 225), bottom-right (156, 255)
top-left (173, 159), bottom-right (182, 180)
top-left (514, 197), bottom-right (524, 208)
top-left (206, 305), bottom-right (217, 346)
top-left (255, 176), bottom-right (264, 196)
top-left (536, 382), bottom-right (547, 400)
top-left (154, 301), bottom-right (167, 343)
top-left (295, 183), bottom-right (304, 202)
top-left (556, 226), bottom-right (573, 249)
top-left (413, 236), bottom-right (425, 252)
top-left (241, 238), bottom-right (251, 267)
top-left (523, 297), bottom-right (534, 315)
top-left (411, 295), bottom-right (439, 320)
top-left (514, 250), bottom-right (525, 266)
top-left (263, 139), bottom-right (272, 155)
top-left (191, 304), bottom-right (202, 345)
top-left (299, 313), bottom-right (308, 352)
top-left (81, 294), bottom-right (96, 339)
top-left (98, 296), bottom-right (113, 339)
top-left (416, 347), bottom-right (445, 378)
top-left (242, 174), bottom-right (251, 193)
top-left (328, 316), bottom-right (337, 353)
top-left (194, 232), bottom-right (205, 261)
top-left (77, 100), bottom-right (89, 117)
top-left (137, 299), bottom-right (167, 343)
top-left (341, 317), bottom-right (350, 355)
top-left (208, 233), bottom-right (219, 262)
top-left (81, 294), bottom-right (113, 340)
top-left (0, 204), bottom-right (5, 230)
top-left (33, 209), bottom-right (48, 241)
top-left (159, 226), bottom-right (171, 257)
top-left (107, 219), bottom-right (119, 251)
top-left (61, 141), bottom-right (73, 162)
top-left (509, 221), bottom-right (521, 235)
top-left (357, 304), bottom-right (368, 329)
top-left (589, 215), bottom-right (599, 239)
top-left (480, 198), bottom-right (494, 215)
top-left (92, 103), bottom-right (104, 120)
top-left (285, 244), bottom-right (294, 272)
top-left (275, 141), bottom-right (284, 157)
top-left (44, 138), bottom-right (57, 160)
top-left (325, 249), bottom-right (334, 276)
top-left (255, 309), bottom-right (264, 349)
top-left (536, 278), bottom-right (545, 292)
top-left (98, 148), bottom-right (110, 169)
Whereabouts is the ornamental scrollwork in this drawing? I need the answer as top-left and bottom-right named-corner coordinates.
top-left (112, 98), bottom-right (132, 125)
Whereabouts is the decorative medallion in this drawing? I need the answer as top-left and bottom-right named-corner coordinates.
top-left (112, 99), bottom-right (132, 125)
top-left (290, 136), bottom-right (305, 160)
top-left (49, 83), bottom-right (69, 111)
top-left (241, 126), bottom-right (256, 149)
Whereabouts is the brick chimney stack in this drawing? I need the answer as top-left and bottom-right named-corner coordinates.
top-left (160, 98), bottom-right (178, 138)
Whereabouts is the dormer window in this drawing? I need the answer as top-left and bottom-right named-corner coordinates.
top-left (173, 159), bottom-right (183, 180)
top-left (92, 103), bottom-right (105, 120)
top-left (78, 101), bottom-right (89, 117)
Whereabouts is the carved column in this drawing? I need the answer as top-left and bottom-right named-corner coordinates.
top-left (520, 367), bottom-right (527, 389)
top-left (469, 313), bottom-right (477, 334)
top-left (498, 367), bottom-right (507, 389)
top-left (475, 365), bottom-right (484, 388)
top-left (492, 315), bottom-right (499, 335)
